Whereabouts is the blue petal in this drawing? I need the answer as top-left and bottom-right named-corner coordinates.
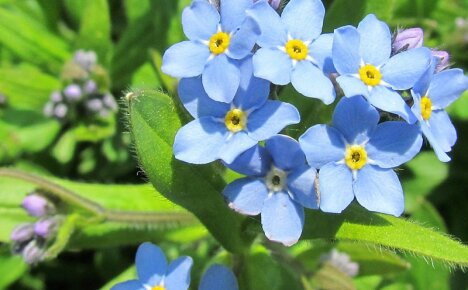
top-left (428, 68), bottom-right (468, 109)
top-left (291, 61), bottom-right (335, 104)
top-left (164, 257), bottom-right (193, 290)
top-left (353, 165), bottom-right (404, 216)
top-left (178, 77), bottom-right (230, 119)
top-left (136, 243), bottom-right (167, 286)
top-left (203, 55), bottom-right (240, 103)
top-left (381, 47), bottom-right (431, 90)
top-left (419, 117), bottom-right (451, 162)
top-left (281, 0), bottom-right (324, 41)
top-left (173, 117), bottom-right (226, 164)
top-left (318, 163), bottom-right (354, 213)
top-left (218, 131), bottom-right (259, 164)
top-left (265, 134), bottom-right (305, 171)
top-left (367, 86), bottom-right (416, 123)
top-left (336, 75), bottom-right (369, 98)
top-left (357, 14), bottom-right (391, 66)
top-left (162, 41), bottom-right (210, 78)
top-left (308, 33), bottom-right (336, 73)
top-left (332, 26), bottom-right (361, 75)
top-left (227, 18), bottom-right (260, 60)
top-left (111, 280), bottom-right (144, 290)
top-left (332, 96), bottom-right (379, 144)
top-left (221, 0), bottom-right (251, 32)
top-left (427, 110), bottom-right (457, 152)
top-left (233, 56), bottom-right (269, 111)
top-left (299, 124), bottom-right (345, 168)
top-left (246, 1), bottom-right (287, 47)
top-left (287, 165), bottom-right (318, 209)
top-left (261, 191), bottom-right (304, 246)
top-left (223, 177), bottom-right (269, 215)
top-left (253, 48), bottom-right (292, 85)
top-left (366, 121), bottom-right (423, 168)
top-left (182, 0), bottom-right (219, 41)
top-left (199, 265), bottom-right (239, 290)
top-left (247, 100), bottom-right (300, 141)
top-left (224, 145), bottom-right (272, 176)
top-left (412, 57), bottom-right (437, 97)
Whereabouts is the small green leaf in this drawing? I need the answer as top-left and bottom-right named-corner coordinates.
top-left (52, 130), bottom-right (77, 164)
top-left (0, 248), bottom-right (28, 289)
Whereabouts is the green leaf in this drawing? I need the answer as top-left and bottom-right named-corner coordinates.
top-left (127, 89), bottom-right (253, 253)
top-left (52, 130), bottom-right (77, 164)
top-left (301, 203), bottom-right (468, 268)
top-left (0, 248), bottom-right (28, 290)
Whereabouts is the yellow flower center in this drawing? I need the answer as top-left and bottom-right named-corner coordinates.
top-left (420, 96), bottom-right (432, 120)
top-left (152, 286), bottom-right (165, 290)
top-left (285, 39), bottom-right (308, 61)
top-left (209, 32), bottom-right (230, 55)
top-left (345, 145), bottom-right (368, 170)
top-left (224, 108), bottom-right (246, 133)
top-left (359, 64), bottom-right (381, 86)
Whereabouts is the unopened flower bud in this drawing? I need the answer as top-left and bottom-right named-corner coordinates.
top-left (102, 93), bottom-right (118, 111)
top-left (392, 28), bottom-right (424, 53)
top-left (86, 98), bottom-right (104, 112)
top-left (73, 50), bottom-right (97, 72)
top-left (432, 50), bottom-right (450, 72)
top-left (22, 194), bottom-right (55, 217)
top-left (54, 103), bottom-right (68, 119)
top-left (50, 91), bottom-right (62, 102)
top-left (253, 0), bottom-right (280, 9)
top-left (84, 80), bottom-right (98, 94)
top-left (43, 102), bottom-right (54, 117)
top-left (22, 241), bottom-right (45, 265)
top-left (34, 217), bottom-right (59, 239)
top-left (63, 84), bottom-right (82, 101)
top-left (320, 249), bottom-right (359, 277)
top-left (11, 223), bottom-right (34, 243)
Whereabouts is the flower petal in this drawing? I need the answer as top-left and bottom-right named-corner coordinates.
top-left (162, 41), bottom-right (210, 78)
top-left (218, 131), bottom-right (259, 164)
top-left (110, 280), bottom-right (145, 290)
top-left (246, 0), bottom-right (287, 47)
top-left (164, 257), bottom-right (193, 290)
top-left (287, 165), bottom-right (318, 209)
top-left (336, 75), bottom-right (369, 98)
top-left (173, 117), bottom-right (226, 164)
top-left (223, 177), bottom-right (268, 215)
top-left (318, 163), bottom-right (354, 213)
top-left (353, 165), bottom-right (404, 216)
top-left (253, 48), bottom-right (292, 85)
top-left (291, 61), bottom-right (335, 104)
top-left (224, 145), bottom-right (272, 176)
top-left (367, 86), bottom-right (416, 123)
top-left (227, 18), bottom-right (260, 60)
top-left (308, 33), bottom-right (335, 73)
top-left (221, 0), bottom-right (252, 32)
top-left (182, 0), bottom-right (219, 41)
top-left (428, 68), bottom-right (468, 109)
top-left (281, 0), bottom-right (325, 41)
top-left (247, 100), bottom-right (300, 141)
top-left (381, 47), bottom-right (431, 90)
top-left (419, 118), bottom-right (451, 162)
top-left (233, 56), bottom-right (269, 111)
top-left (199, 265), bottom-right (239, 290)
top-left (412, 57), bottom-right (437, 97)
top-left (265, 134), bottom-right (305, 171)
top-left (366, 121), bottom-right (422, 168)
top-left (427, 110), bottom-right (457, 152)
top-left (203, 55), bottom-right (240, 103)
top-left (332, 26), bottom-right (361, 75)
top-left (261, 191), bottom-right (304, 246)
top-left (136, 243), bottom-right (167, 286)
top-left (357, 14), bottom-right (391, 66)
top-left (332, 96), bottom-right (379, 144)
top-left (178, 77), bottom-right (230, 119)
top-left (299, 124), bottom-right (346, 168)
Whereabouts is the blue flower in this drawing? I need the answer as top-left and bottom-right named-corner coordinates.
top-left (332, 14), bottom-right (432, 123)
top-left (161, 0), bottom-right (260, 103)
top-left (411, 58), bottom-right (468, 162)
top-left (247, 0), bottom-right (336, 104)
top-left (199, 264), bottom-right (239, 290)
top-left (224, 134), bottom-right (318, 246)
top-left (173, 57), bottom-right (300, 164)
top-left (299, 96), bottom-right (422, 216)
top-left (111, 242), bottom-right (193, 290)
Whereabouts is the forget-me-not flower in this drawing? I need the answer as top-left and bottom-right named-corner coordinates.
top-left (247, 0), bottom-right (336, 104)
top-left (199, 264), bottom-right (239, 290)
top-left (224, 134), bottom-right (317, 246)
top-left (332, 14), bottom-right (431, 123)
top-left (299, 96), bottom-right (422, 216)
top-left (173, 57), bottom-right (300, 164)
top-left (162, 0), bottom-right (260, 103)
top-left (411, 58), bottom-right (468, 162)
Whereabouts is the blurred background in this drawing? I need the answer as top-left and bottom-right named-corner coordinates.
top-left (0, 0), bottom-right (467, 289)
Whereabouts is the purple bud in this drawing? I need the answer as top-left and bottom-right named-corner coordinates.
top-left (392, 28), bottom-right (424, 53)
top-left (63, 84), bottom-right (82, 101)
top-left (54, 103), bottom-right (68, 119)
top-left (432, 50), bottom-right (450, 72)
top-left (34, 217), bottom-right (59, 239)
top-left (320, 249), bottom-right (359, 277)
top-left (43, 102), bottom-right (54, 117)
top-left (102, 93), bottom-right (118, 111)
top-left (22, 194), bottom-right (54, 217)
top-left (84, 80), bottom-right (98, 94)
top-left (86, 98), bottom-right (104, 112)
top-left (253, 0), bottom-right (280, 9)
top-left (11, 223), bottom-right (34, 243)
top-left (73, 50), bottom-right (97, 71)
top-left (50, 91), bottom-right (62, 102)
top-left (22, 241), bottom-right (45, 265)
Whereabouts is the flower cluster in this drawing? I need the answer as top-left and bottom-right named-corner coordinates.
top-left (10, 193), bottom-right (61, 264)
top-left (44, 50), bottom-right (117, 122)
top-left (162, 0), bottom-right (468, 246)
top-left (111, 242), bottom-right (238, 290)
